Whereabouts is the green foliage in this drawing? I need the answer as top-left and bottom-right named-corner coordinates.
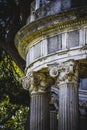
top-left (0, 49), bottom-right (29, 130)
top-left (0, 96), bottom-right (29, 130)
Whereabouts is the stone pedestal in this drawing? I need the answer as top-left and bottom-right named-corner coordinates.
top-left (30, 92), bottom-right (50, 130)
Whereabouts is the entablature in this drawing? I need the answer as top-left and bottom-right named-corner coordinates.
top-left (15, 7), bottom-right (87, 61)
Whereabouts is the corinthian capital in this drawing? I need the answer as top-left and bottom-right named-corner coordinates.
top-left (58, 60), bottom-right (78, 85)
top-left (22, 72), bottom-right (54, 94)
top-left (48, 60), bottom-right (79, 85)
top-left (22, 72), bottom-right (35, 90)
top-left (48, 63), bottom-right (59, 78)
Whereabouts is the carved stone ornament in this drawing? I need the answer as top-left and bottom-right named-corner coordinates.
top-left (49, 66), bottom-right (58, 78)
top-left (49, 60), bottom-right (79, 85)
top-left (59, 60), bottom-right (78, 85)
top-left (22, 72), bottom-right (54, 94)
top-left (48, 63), bottom-right (59, 78)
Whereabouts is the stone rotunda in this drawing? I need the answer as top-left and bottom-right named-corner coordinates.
top-left (15, 0), bottom-right (87, 130)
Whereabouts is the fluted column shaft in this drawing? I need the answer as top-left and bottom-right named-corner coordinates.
top-left (50, 111), bottom-right (58, 130)
top-left (30, 92), bottom-right (50, 130)
top-left (58, 60), bottom-right (79, 130)
top-left (22, 72), bottom-right (54, 130)
top-left (48, 60), bottom-right (79, 130)
top-left (58, 83), bottom-right (78, 130)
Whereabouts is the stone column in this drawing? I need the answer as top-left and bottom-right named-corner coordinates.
top-left (49, 60), bottom-right (79, 130)
top-left (22, 72), bottom-right (53, 130)
top-left (30, 92), bottom-right (49, 130)
top-left (58, 60), bottom-right (79, 130)
top-left (50, 111), bottom-right (58, 130)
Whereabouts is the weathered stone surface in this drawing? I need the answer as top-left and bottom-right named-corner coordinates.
top-left (48, 34), bottom-right (62, 54)
top-left (22, 71), bottom-right (52, 130)
top-left (22, 72), bottom-right (54, 94)
top-left (49, 60), bottom-right (79, 130)
top-left (58, 83), bottom-right (78, 130)
top-left (50, 111), bottom-right (58, 130)
top-left (34, 42), bottom-right (41, 59)
top-left (30, 92), bottom-right (50, 130)
top-left (68, 30), bottom-right (79, 48)
top-left (86, 28), bottom-right (87, 44)
top-left (14, 1), bottom-right (87, 130)
top-left (27, 0), bottom-right (87, 21)
top-left (57, 61), bottom-right (79, 130)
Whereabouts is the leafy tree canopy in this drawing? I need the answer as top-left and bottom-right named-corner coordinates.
top-left (0, 0), bottom-right (33, 70)
top-left (0, 48), bottom-right (30, 130)
top-left (0, 1), bottom-right (33, 129)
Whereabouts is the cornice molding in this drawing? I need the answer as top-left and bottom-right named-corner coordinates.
top-left (15, 7), bottom-right (87, 60)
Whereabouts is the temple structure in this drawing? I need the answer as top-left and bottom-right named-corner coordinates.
top-left (15, 0), bottom-right (87, 130)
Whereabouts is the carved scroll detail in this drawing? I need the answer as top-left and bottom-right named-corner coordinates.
top-left (49, 60), bottom-right (78, 85)
top-left (22, 72), bottom-right (54, 94)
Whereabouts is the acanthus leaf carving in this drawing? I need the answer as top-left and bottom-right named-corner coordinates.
top-left (57, 60), bottom-right (79, 85)
top-left (48, 63), bottom-right (59, 78)
top-left (48, 60), bottom-right (79, 85)
top-left (22, 71), bottom-right (54, 94)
